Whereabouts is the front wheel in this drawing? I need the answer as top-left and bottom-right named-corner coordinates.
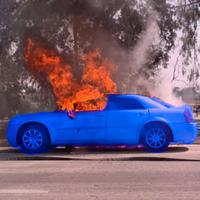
top-left (19, 124), bottom-right (50, 154)
top-left (142, 124), bottom-right (170, 152)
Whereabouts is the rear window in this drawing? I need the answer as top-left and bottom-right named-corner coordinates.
top-left (151, 97), bottom-right (174, 108)
top-left (138, 96), bottom-right (167, 109)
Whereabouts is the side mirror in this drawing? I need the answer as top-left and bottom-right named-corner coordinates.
top-left (68, 110), bottom-right (76, 119)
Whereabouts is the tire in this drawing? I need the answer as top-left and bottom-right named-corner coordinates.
top-left (141, 124), bottom-right (170, 152)
top-left (18, 124), bottom-right (50, 154)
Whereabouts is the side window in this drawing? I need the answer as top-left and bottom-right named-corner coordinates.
top-left (106, 99), bottom-right (118, 110)
top-left (106, 98), bottom-right (144, 110)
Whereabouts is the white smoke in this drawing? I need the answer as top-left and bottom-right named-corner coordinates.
top-left (153, 67), bottom-right (183, 105)
top-left (125, 9), bottom-right (160, 92)
top-left (129, 10), bottom-right (160, 71)
top-left (127, 8), bottom-right (183, 105)
top-left (85, 1), bottom-right (184, 105)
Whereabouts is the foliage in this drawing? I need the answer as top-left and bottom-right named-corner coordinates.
top-left (0, 0), bottom-right (199, 116)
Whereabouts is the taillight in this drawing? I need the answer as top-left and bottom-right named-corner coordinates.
top-left (184, 109), bottom-right (194, 123)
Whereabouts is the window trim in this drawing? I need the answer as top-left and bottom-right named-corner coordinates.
top-left (105, 97), bottom-right (145, 110)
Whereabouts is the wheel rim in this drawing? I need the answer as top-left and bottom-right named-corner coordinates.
top-left (22, 129), bottom-right (43, 150)
top-left (145, 127), bottom-right (166, 149)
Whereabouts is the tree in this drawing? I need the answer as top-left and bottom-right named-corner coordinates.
top-left (0, 0), bottom-right (199, 116)
top-left (171, 0), bottom-right (200, 89)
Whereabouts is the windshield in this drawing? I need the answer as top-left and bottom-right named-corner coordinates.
top-left (151, 97), bottom-right (174, 108)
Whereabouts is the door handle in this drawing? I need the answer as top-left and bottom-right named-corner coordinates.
top-left (96, 115), bottom-right (104, 117)
top-left (138, 113), bottom-right (146, 116)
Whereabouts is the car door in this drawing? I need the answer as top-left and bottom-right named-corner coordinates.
top-left (106, 97), bottom-right (149, 144)
top-left (58, 110), bottom-right (106, 145)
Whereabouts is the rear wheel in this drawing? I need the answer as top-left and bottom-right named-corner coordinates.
top-left (141, 124), bottom-right (170, 152)
top-left (19, 124), bottom-right (50, 154)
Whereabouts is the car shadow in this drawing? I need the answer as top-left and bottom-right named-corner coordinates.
top-left (5, 156), bottom-right (200, 162)
top-left (0, 146), bottom-right (199, 162)
top-left (0, 145), bottom-right (189, 154)
top-left (52, 146), bottom-right (189, 154)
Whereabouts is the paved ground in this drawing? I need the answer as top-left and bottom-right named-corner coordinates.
top-left (0, 145), bottom-right (200, 200)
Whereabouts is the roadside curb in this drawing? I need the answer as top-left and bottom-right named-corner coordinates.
top-left (0, 139), bottom-right (8, 147)
top-left (195, 138), bottom-right (200, 144)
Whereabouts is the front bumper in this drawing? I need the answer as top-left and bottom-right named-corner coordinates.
top-left (6, 120), bottom-right (21, 147)
top-left (170, 122), bottom-right (198, 144)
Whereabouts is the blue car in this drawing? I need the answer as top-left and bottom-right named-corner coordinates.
top-left (6, 94), bottom-right (198, 153)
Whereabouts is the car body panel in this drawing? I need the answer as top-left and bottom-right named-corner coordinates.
top-left (6, 94), bottom-right (198, 148)
top-left (7, 112), bottom-right (59, 147)
top-left (58, 110), bottom-right (106, 145)
top-left (107, 109), bottom-right (149, 144)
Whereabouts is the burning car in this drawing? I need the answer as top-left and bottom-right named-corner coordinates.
top-left (6, 94), bottom-right (198, 154)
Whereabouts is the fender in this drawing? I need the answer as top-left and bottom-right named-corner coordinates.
top-left (15, 119), bottom-right (57, 146)
top-left (136, 116), bottom-right (173, 143)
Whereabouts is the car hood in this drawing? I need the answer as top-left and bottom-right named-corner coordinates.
top-left (10, 111), bottom-right (66, 123)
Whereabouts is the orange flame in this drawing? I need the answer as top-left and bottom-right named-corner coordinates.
top-left (25, 38), bottom-right (117, 111)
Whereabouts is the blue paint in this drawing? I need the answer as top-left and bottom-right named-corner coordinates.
top-left (6, 94), bottom-right (198, 153)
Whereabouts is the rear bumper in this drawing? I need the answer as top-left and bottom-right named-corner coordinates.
top-left (170, 122), bottom-right (198, 144)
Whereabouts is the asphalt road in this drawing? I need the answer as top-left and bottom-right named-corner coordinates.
top-left (0, 145), bottom-right (200, 200)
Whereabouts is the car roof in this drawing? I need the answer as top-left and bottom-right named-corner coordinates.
top-left (107, 93), bottom-right (167, 109)
top-left (107, 94), bottom-right (147, 99)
